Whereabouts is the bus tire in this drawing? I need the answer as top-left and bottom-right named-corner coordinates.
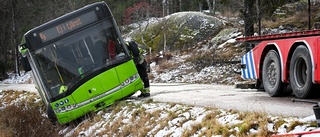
top-left (290, 46), bottom-right (313, 98)
top-left (262, 50), bottom-right (284, 97)
top-left (20, 56), bottom-right (31, 71)
top-left (47, 104), bottom-right (58, 124)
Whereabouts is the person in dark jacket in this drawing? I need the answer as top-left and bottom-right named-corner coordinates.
top-left (127, 41), bottom-right (150, 97)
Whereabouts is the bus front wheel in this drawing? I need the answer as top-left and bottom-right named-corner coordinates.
top-left (262, 50), bottom-right (284, 97)
top-left (290, 46), bottom-right (313, 98)
top-left (47, 104), bottom-right (58, 124)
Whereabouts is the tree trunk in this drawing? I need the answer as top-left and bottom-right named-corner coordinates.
top-left (206, 0), bottom-right (212, 13)
top-left (162, 0), bottom-right (167, 16)
top-left (11, 0), bottom-right (20, 76)
top-left (163, 32), bottom-right (166, 52)
top-left (256, 0), bottom-right (261, 35)
top-left (167, 0), bottom-right (170, 15)
top-left (179, 0), bottom-right (182, 11)
top-left (199, 1), bottom-right (202, 12)
top-left (212, 0), bottom-right (216, 14)
top-left (243, 0), bottom-right (255, 36)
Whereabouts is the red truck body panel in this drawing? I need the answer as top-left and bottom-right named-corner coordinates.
top-left (238, 30), bottom-right (320, 84)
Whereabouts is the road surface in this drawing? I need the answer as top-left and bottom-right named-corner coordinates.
top-left (0, 83), bottom-right (318, 117)
top-left (148, 83), bottom-right (318, 118)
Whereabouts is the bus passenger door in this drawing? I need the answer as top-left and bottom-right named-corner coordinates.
top-left (72, 68), bottom-right (120, 105)
top-left (114, 60), bottom-right (143, 98)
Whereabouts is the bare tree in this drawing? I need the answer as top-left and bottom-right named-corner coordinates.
top-left (206, 0), bottom-right (212, 13)
top-left (243, 0), bottom-right (255, 36)
top-left (212, 0), bottom-right (216, 14)
top-left (179, 0), bottom-right (182, 11)
top-left (11, 0), bottom-right (20, 76)
top-left (205, 0), bottom-right (217, 14)
top-left (162, 0), bottom-right (169, 16)
top-left (199, 1), bottom-right (203, 12)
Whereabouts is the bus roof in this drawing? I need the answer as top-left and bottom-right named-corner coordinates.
top-left (21, 1), bottom-right (113, 51)
top-left (24, 2), bottom-right (108, 37)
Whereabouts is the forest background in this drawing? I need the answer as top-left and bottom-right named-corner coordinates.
top-left (0, 0), bottom-right (307, 80)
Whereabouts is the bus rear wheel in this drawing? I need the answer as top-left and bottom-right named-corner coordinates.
top-left (290, 46), bottom-right (313, 98)
top-left (262, 50), bottom-right (284, 97)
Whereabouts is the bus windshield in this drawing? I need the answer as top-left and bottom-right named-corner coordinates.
top-left (32, 20), bottom-right (128, 98)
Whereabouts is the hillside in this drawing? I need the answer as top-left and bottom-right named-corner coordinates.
top-left (123, 1), bottom-right (320, 85)
top-left (123, 11), bottom-right (247, 85)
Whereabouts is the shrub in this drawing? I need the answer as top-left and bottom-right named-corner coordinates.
top-left (0, 102), bottom-right (62, 137)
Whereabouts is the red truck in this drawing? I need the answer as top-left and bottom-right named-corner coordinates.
top-left (237, 30), bottom-right (320, 98)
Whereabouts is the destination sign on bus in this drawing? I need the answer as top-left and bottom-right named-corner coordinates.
top-left (39, 11), bottom-right (98, 43)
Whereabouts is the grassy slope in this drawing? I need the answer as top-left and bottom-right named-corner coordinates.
top-left (0, 90), bottom-right (317, 137)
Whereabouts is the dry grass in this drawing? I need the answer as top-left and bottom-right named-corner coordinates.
top-left (309, 121), bottom-right (318, 127)
top-left (201, 111), bottom-right (233, 137)
top-left (0, 101), bottom-right (62, 137)
top-left (211, 120), bottom-right (231, 136)
top-left (262, 11), bottom-right (310, 31)
top-left (94, 101), bottom-right (203, 136)
top-left (274, 119), bottom-right (286, 132)
top-left (0, 90), bottom-right (23, 103)
top-left (182, 123), bottom-right (202, 137)
top-left (288, 121), bottom-right (304, 131)
top-left (236, 111), bottom-right (273, 136)
top-left (157, 60), bottom-right (178, 73)
top-left (95, 101), bottom-right (156, 136)
top-left (149, 52), bottom-right (178, 73)
top-left (182, 110), bottom-right (229, 136)
top-left (182, 110), bottom-right (277, 137)
top-left (0, 90), bottom-right (41, 106)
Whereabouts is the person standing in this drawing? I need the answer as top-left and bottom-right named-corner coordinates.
top-left (127, 41), bottom-right (150, 97)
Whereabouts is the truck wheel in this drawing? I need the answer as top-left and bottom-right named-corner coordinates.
top-left (262, 50), bottom-right (284, 97)
top-left (290, 46), bottom-right (313, 98)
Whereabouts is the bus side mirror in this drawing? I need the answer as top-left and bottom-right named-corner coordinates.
top-left (18, 43), bottom-right (31, 71)
top-left (19, 43), bottom-right (27, 55)
top-left (20, 56), bottom-right (31, 71)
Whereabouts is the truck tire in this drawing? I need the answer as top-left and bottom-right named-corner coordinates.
top-left (262, 50), bottom-right (284, 97)
top-left (290, 46), bottom-right (313, 98)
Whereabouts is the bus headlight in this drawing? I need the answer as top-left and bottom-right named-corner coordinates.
top-left (55, 104), bottom-right (77, 113)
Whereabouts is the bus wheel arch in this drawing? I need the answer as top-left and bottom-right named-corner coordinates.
top-left (262, 49), bottom-right (285, 97)
top-left (290, 45), bottom-right (313, 98)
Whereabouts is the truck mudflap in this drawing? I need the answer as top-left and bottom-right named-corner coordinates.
top-left (241, 50), bottom-right (257, 80)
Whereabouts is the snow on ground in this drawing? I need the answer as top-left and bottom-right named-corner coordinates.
top-left (0, 71), bottom-right (32, 84)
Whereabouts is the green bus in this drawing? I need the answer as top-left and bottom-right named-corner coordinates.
top-left (19, 2), bottom-right (143, 124)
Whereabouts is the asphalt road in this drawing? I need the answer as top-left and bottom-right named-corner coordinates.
top-left (1, 83), bottom-right (318, 118)
top-left (148, 83), bottom-right (319, 118)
